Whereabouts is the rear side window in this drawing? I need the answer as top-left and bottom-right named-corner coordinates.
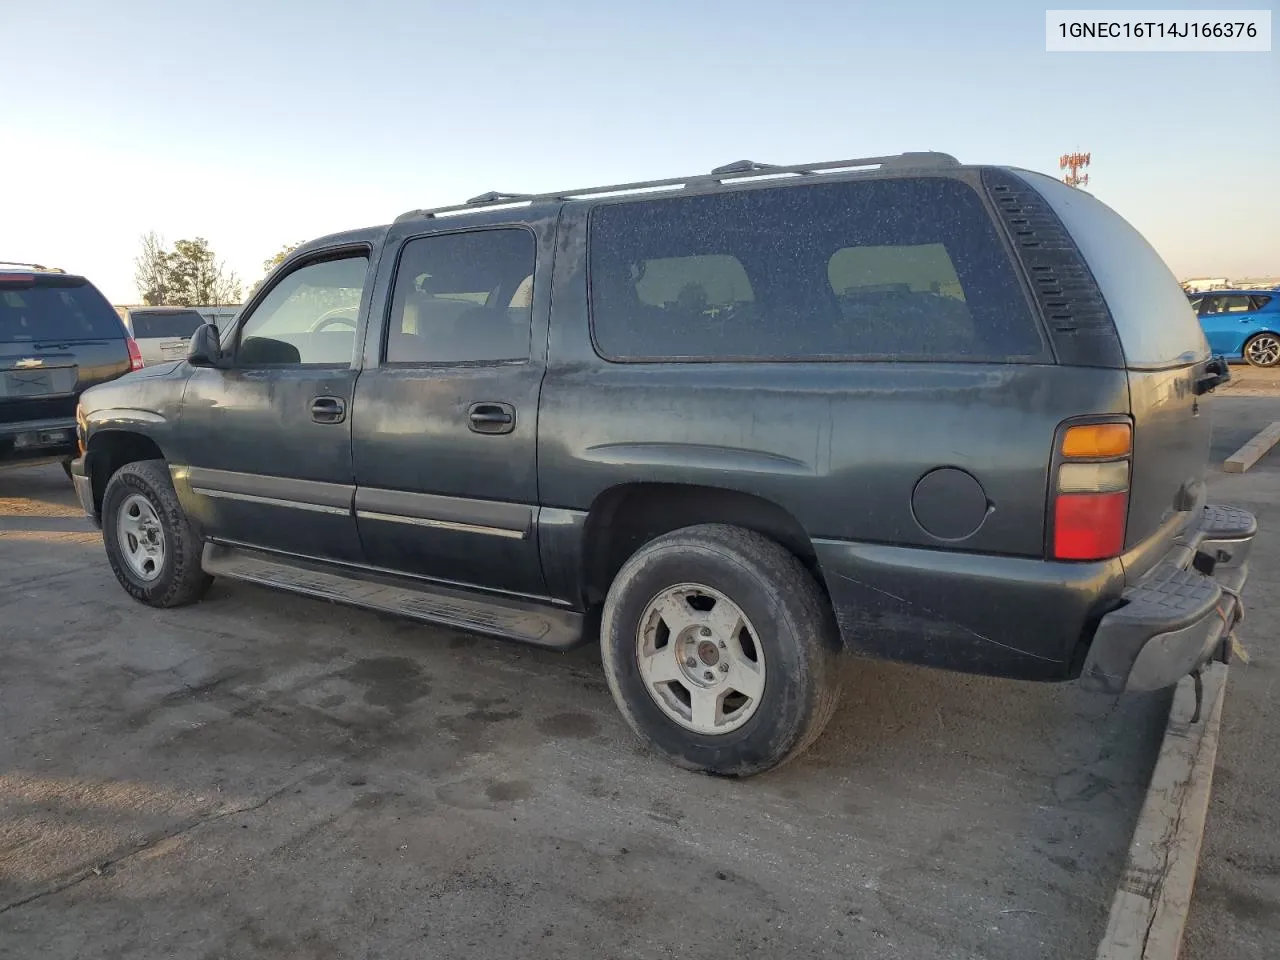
top-left (587, 177), bottom-right (1043, 361)
top-left (1015, 171), bottom-right (1209, 369)
top-left (1201, 295), bottom-right (1256, 315)
top-left (385, 229), bottom-right (534, 364)
top-left (0, 280), bottom-right (124, 343)
top-left (129, 310), bottom-right (205, 339)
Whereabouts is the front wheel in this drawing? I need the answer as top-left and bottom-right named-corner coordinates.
top-left (1244, 332), bottom-right (1280, 368)
top-left (600, 524), bottom-right (842, 776)
top-left (102, 459), bottom-right (212, 607)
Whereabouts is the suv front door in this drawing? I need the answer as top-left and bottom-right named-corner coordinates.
top-left (351, 221), bottom-right (552, 597)
top-left (176, 248), bottom-right (373, 562)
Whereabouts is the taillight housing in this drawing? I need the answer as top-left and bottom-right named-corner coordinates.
top-left (127, 337), bottom-right (144, 371)
top-left (1051, 421), bottom-right (1132, 561)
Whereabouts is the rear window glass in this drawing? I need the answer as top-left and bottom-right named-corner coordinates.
top-left (129, 311), bottom-right (205, 339)
top-left (587, 177), bottom-right (1043, 361)
top-left (1014, 171), bottom-right (1209, 369)
top-left (0, 281), bottom-right (124, 343)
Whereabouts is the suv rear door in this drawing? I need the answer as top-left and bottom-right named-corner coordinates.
top-left (350, 216), bottom-right (554, 597)
top-left (0, 272), bottom-right (131, 446)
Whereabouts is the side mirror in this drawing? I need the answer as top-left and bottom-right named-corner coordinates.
top-left (187, 323), bottom-right (223, 367)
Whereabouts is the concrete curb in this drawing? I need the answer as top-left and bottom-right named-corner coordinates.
top-left (1224, 420), bottom-right (1280, 473)
top-left (1095, 663), bottom-right (1227, 960)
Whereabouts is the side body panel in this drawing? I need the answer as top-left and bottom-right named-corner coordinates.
top-left (79, 361), bottom-right (190, 458)
top-left (539, 199), bottom-right (1133, 673)
top-left (1016, 170), bottom-right (1213, 558)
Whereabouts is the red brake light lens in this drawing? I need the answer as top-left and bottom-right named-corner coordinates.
top-left (1053, 492), bottom-right (1128, 560)
top-left (127, 338), bottom-right (144, 371)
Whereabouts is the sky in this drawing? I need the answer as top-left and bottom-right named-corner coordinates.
top-left (1, 0), bottom-right (1276, 304)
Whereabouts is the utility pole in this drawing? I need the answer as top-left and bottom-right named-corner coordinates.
top-left (1060, 152), bottom-right (1091, 188)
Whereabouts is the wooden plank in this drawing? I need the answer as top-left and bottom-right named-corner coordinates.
top-left (1224, 420), bottom-right (1280, 473)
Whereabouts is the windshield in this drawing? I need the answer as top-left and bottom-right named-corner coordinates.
top-left (0, 279), bottom-right (124, 343)
top-left (129, 310), bottom-right (205, 339)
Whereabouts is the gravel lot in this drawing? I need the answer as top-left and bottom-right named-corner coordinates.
top-left (0, 457), bottom-right (1175, 960)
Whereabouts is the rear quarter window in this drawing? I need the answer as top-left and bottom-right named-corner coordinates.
top-left (1014, 171), bottom-right (1209, 369)
top-left (129, 311), bottom-right (205, 339)
top-left (587, 177), bottom-right (1045, 362)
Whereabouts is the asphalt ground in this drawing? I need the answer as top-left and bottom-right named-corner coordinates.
top-left (0, 434), bottom-right (1227, 960)
top-left (1181, 393), bottom-right (1280, 960)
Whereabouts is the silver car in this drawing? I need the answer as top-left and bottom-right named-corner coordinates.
top-left (123, 307), bottom-right (207, 365)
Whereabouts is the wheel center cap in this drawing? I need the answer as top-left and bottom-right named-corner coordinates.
top-left (697, 641), bottom-right (720, 666)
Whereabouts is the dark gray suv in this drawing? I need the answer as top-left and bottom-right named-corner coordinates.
top-left (70, 152), bottom-right (1255, 775)
top-left (2, 264), bottom-right (141, 473)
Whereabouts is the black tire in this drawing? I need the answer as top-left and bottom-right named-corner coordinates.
top-left (102, 459), bottom-right (212, 607)
top-left (600, 524), bottom-right (842, 776)
top-left (1243, 332), bottom-right (1280, 368)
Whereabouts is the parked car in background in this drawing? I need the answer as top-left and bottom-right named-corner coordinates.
top-left (1, 263), bottom-right (141, 474)
top-left (71, 154), bottom-right (1254, 775)
top-left (1190, 290), bottom-right (1280, 367)
top-left (123, 307), bottom-right (209, 366)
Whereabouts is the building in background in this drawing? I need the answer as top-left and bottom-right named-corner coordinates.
top-left (1181, 277), bottom-right (1231, 292)
top-left (1181, 277), bottom-right (1280, 293)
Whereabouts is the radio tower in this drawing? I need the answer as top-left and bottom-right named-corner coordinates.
top-left (1060, 152), bottom-right (1091, 188)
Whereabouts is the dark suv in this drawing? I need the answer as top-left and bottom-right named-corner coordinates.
top-left (70, 153), bottom-right (1256, 775)
top-left (1, 264), bottom-right (141, 473)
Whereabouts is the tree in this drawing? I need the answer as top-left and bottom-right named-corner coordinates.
top-left (134, 232), bottom-right (172, 306)
top-left (133, 234), bottom-right (242, 306)
top-left (263, 242), bottom-right (302, 274)
top-left (168, 238), bottom-right (242, 306)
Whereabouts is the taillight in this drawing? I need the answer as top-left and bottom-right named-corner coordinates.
top-left (127, 338), bottom-right (144, 371)
top-left (1052, 422), bottom-right (1132, 561)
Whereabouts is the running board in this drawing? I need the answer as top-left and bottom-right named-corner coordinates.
top-left (201, 543), bottom-right (583, 649)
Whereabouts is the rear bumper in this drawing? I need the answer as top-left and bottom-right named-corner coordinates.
top-left (1079, 504), bottom-right (1255, 694)
top-left (814, 537), bottom-right (1125, 681)
top-left (0, 417), bottom-right (77, 462)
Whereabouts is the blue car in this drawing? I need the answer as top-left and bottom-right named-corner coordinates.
top-left (1191, 289), bottom-right (1280, 367)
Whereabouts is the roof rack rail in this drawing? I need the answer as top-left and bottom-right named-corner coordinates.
top-left (394, 151), bottom-right (960, 223)
top-left (465, 190), bottom-right (538, 204)
top-left (0, 261), bottom-right (64, 273)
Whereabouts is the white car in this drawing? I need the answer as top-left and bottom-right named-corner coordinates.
top-left (122, 308), bottom-right (207, 366)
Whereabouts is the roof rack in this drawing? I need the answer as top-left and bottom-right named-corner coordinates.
top-left (0, 261), bottom-right (65, 273)
top-left (395, 151), bottom-right (960, 223)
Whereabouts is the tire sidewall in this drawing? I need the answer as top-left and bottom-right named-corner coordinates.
top-left (1245, 333), bottom-right (1280, 368)
top-left (601, 538), bottom-right (821, 774)
top-left (102, 467), bottom-right (185, 602)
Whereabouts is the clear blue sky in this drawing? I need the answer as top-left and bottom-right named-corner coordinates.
top-left (1, 0), bottom-right (1275, 303)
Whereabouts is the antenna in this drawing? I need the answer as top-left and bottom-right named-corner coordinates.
top-left (1059, 152), bottom-right (1091, 188)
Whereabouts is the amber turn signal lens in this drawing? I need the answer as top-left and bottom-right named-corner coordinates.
top-left (1061, 423), bottom-right (1131, 459)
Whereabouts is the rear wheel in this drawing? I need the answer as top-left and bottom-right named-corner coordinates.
top-left (102, 459), bottom-right (212, 607)
top-left (600, 524), bottom-right (842, 776)
top-left (1244, 333), bottom-right (1280, 368)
